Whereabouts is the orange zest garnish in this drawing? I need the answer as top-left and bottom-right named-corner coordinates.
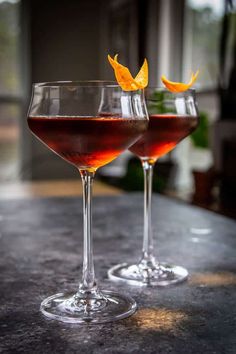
top-left (161, 71), bottom-right (199, 93)
top-left (108, 54), bottom-right (148, 91)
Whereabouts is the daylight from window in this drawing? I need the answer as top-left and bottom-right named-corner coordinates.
top-left (183, 0), bottom-right (224, 89)
top-left (0, 0), bottom-right (21, 181)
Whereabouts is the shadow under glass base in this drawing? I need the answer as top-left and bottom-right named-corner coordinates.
top-left (40, 289), bottom-right (137, 324)
top-left (108, 262), bottom-right (188, 287)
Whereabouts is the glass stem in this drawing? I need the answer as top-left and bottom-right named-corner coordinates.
top-left (140, 160), bottom-right (156, 265)
top-left (79, 169), bottom-right (97, 293)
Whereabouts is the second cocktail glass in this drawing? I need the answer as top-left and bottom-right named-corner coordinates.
top-left (108, 88), bottom-right (199, 286)
top-left (27, 81), bottom-right (148, 322)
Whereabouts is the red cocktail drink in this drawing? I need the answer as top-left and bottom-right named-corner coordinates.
top-left (130, 114), bottom-right (198, 161)
top-left (28, 116), bottom-right (147, 170)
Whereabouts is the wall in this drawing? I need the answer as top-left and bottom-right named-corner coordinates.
top-left (29, 0), bottom-right (104, 179)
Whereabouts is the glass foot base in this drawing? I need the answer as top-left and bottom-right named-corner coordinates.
top-left (40, 290), bottom-right (137, 324)
top-left (108, 262), bottom-right (188, 286)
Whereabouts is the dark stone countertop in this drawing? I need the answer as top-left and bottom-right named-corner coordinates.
top-left (0, 193), bottom-right (236, 354)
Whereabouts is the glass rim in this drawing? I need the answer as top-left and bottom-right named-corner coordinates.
top-left (32, 82), bottom-right (195, 94)
top-left (33, 80), bottom-right (123, 89)
top-left (146, 87), bottom-right (196, 94)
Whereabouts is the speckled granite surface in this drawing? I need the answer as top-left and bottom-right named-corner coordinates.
top-left (0, 193), bottom-right (236, 354)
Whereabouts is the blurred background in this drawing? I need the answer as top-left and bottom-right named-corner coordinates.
top-left (0, 0), bottom-right (235, 218)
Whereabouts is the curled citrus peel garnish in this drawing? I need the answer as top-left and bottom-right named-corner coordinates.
top-left (161, 71), bottom-right (199, 93)
top-left (108, 54), bottom-right (148, 91)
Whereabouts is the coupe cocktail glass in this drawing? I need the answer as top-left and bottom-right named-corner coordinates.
top-left (28, 81), bottom-right (148, 322)
top-left (108, 88), bottom-right (199, 286)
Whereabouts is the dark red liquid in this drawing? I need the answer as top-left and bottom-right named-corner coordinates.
top-left (28, 116), bottom-right (147, 170)
top-left (129, 114), bottom-right (199, 161)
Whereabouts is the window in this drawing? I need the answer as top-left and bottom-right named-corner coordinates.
top-left (183, 0), bottom-right (224, 90)
top-left (0, 0), bottom-right (21, 181)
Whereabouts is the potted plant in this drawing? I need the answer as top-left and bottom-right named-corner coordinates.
top-left (190, 111), bottom-right (214, 205)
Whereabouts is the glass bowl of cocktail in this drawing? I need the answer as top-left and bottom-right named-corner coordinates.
top-left (107, 59), bottom-right (199, 286)
top-left (27, 80), bottom-right (148, 323)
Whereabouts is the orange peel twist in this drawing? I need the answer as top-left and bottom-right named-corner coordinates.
top-left (108, 54), bottom-right (148, 91)
top-left (161, 71), bottom-right (199, 93)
